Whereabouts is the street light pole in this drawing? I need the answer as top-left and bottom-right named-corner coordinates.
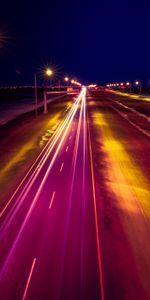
top-left (126, 82), bottom-right (132, 93)
top-left (59, 80), bottom-right (61, 90)
top-left (135, 81), bottom-right (142, 94)
top-left (130, 83), bottom-right (132, 93)
top-left (44, 91), bottom-right (48, 114)
top-left (140, 82), bottom-right (142, 94)
top-left (34, 73), bottom-right (38, 117)
top-left (43, 68), bottom-right (53, 115)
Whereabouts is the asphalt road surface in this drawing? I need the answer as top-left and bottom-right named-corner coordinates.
top-left (0, 88), bottom-right (150, 300)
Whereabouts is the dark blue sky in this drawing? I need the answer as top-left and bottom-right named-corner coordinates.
top-left (0, 0), bottom-right (150, 85)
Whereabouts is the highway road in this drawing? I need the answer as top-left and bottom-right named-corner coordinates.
top-left (0, 88), bottom-right (150, 299)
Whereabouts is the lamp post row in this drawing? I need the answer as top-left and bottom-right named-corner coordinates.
top-left (106, 81), bottom-right (142, 93)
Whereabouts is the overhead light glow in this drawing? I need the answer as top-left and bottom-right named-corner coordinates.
top-left (46, 68), bottom-right (53, 76)
top-left (135, 81), bottom-right (139, 85)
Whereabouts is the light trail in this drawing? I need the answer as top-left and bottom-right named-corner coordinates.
top-left (91, 108), bottom-right (150, 296)
top-left (0, 90), bottom-right (83, 225)
top-left (0, 88), bottom-right (86, 276)
top-left (0, 99), bottom-right (78, 219)
top-left (72, 88), bottom-right (85, 166)
top-left (54, 87), bottom-right (87, 300)
top-left (88, 118), bottom-right (105, 300)
top-left (108, 90), bottom-right (150, 101)
top-left (2, 89), bottom-right (150, 299)
top-left (92, 110), bottom-right (150, 219)
top-left (0, 101), bottom-right (79, 235)
top-left (80, 86), bottom-right (86, 297)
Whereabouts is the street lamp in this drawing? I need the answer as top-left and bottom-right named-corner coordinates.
top-left (126, 82), bottom-right (132, 92)
top-left (44, 68), bottom-right (53, 114)
top-left (64, 76), bottom-right (69, 82)
top-left (64, 77), bottom-right (69, 89)
top-left (34, 73), bottom-right (38, 117)
top-left (120, 83), bottom-right (124, 89)
top-left (34, 68), bottom-right (53, 117)
top-left (46, 68), bottom-right (53, 76)
top-left (135, 81), bottom-right (142, 94)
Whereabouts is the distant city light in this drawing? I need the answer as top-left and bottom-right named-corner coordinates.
top-left (71, 79), bottom-right (81, 86)
top-left (106, 80), bottom-right (142, 92)
top-left (88, 84), bottom-right (97, 88)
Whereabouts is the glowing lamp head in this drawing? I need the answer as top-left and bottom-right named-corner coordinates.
top-left (126, 82), bottom-right (130, 86)
top-left (64, 77), bottom-right (69, 82)
top-left (120, 83), bottom-right (123, 86)
top-left (46, 68), bottom-right (53, 76)
top-left (135, 81), bottom-right (139, 85)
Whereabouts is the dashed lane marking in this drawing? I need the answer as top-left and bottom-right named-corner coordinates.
top-left (22, 258), bottom-right (36, 300)
top-left (60, 162), bottom-right (64, 173)
top-left (49, 191), bottom-right (56, 209)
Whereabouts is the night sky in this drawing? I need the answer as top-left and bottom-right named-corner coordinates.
top-left (0, 0), bottom-right (150, 85)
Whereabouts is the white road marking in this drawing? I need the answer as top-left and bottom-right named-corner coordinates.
top-left (49, 191), bottom-right (56, 209)
top-left (111, 105), bottom-right (150, 138)
top-left (60, 162), bottom-right (64, 173)
top-left (111, 99), bottom-right (150, 121)
top-left (22, 258), bottom-right (36, 300)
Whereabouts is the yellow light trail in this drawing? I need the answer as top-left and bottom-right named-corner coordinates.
top-left (92, 110), bottom-right (150, 294)
top-left (109, 90), bottom-right (150, 102)
top-left (88, 117), bottom-right (105, 300)
top-left (93, 111), bottom-right (150, 218)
